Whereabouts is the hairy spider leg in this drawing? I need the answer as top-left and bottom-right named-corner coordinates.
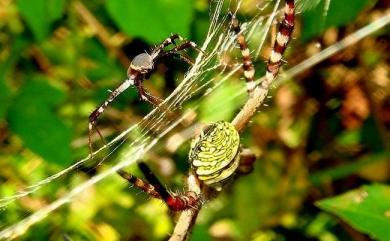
top-left (134, 77), bottom-right (163, 106)
top-left (264, 0), bottom-right (295, 88)
top-left (159, 40), bottom-right (204, 59)
top-left (154, 41), bottom-right (205, 74)
top-left (117, 168), bottom-right (162, 199)
top-left (133, 37), bottom-right (203, 106)
top-left (88, 34), bottom-right (202, 155)
top-left (118, 162), bottom-right (200, 211)
top-left (171, 53), bottom-right (195, 65)
top-left (158, 34), bottom-right (203, 65)
top-left (134, 34), bottom-right (203, 107)
top-left (229, 12), bottom-right (256, 95)
top-left (150, 33), bottom-right (203, 60)
top-left (150, 33), bottom-right (183, 59)
top-left (88, 78), bottom-right (135, 155)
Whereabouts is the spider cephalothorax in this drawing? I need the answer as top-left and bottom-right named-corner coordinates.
top-left (88, 34), bottom-right (203, 154)
top-left (128, 53), bottom-right (154, 75)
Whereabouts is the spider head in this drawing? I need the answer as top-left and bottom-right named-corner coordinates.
top-left (129, 53), bottom-right (154, 75)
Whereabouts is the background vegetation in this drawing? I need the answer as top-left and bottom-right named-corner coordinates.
top-left (0, 0), bottom-right (389, 240)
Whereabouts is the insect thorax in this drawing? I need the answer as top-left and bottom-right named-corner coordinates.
top-left (129, 53), bottom-right (154, 74)
top-left (189, 121), bottom-right (240, 188)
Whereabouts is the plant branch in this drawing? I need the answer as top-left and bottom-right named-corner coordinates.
top-left (168, 8), bottom-right (390, 241)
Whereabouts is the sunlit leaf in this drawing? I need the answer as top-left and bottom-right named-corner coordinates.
top-left (105, 0), bottom-right (194, 43)
top-left (317, 184), bottom-right (390, 241)
top-left (17, 0), bottom-right (66, 41)
top-left (7, 79), bottom-right (72, 165)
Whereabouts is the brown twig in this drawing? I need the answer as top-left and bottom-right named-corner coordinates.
top-left (168, 0), bottom-right (296, 237)
top-left (168, 74), bottom-right (272, 241)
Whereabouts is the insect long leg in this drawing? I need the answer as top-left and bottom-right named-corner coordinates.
top-left (172, 53), bottom-right (195, 65)
top-left (117, 168), bottom-right (162, 199)
top-left (151, 33), bottom-right (185, 58)
top-left (161, 40), bottom-right (204, 57)
top-left (88, 78), bottom-right (134, 155)
top-left (118, 162), bottom-right (200, 211)
top-left (264, 0), bottom-right (295, 88)
top-left (229, 12), bottom-right (256, 95)
top-left (134, 78), bottom-right (163, 107)
top-left (155, 34), bottom-right (182, 51)
top-left (156, 40), bottom-right (204, 68)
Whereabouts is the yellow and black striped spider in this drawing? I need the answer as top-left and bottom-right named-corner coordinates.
top-left (117, 0), bottom-right (295, 211)
top-left (88, 34), bottom-right (203, 154)
top-left (118, 121), bottom-right (254, 211)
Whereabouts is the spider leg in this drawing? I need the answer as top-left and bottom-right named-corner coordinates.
top-left (264, 0), bottom-right (295, 88)
top-left (118, 162), bottom-right (200, 211)
top-left (229, 12), bottom-right (256, 96)
top-left (156, 40), bottom-right (205, 67)
top-left (88, 122), bottom-right (105, 156)
top-left (158, 52), bottom-right (195, 66)
top-left (173, 53), bottom-right (195, 65)
top-left (237, 148), bottom-right (256, 175)
top-left (152, 33), bottom-right (204, 57)
top-left (151, 33), bottom-right (183, 58)
top-left (138, 162), bottom-right (200, 211)
top-left (88, 78), bottom-right (135, 156)
top-left (117, 168), bottom-right (162, 199)
top-left (163, 40), bottom-right (204, 56)
top-left (134, 78), bottom-right (163, 107)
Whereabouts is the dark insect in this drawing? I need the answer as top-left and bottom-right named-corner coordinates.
top-left (88, 34), bottom-right (203, 154)
top-left (117, 0), bottom-right (295, 211)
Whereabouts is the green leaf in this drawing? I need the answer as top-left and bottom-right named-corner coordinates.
top-left (316, 184), bottom-right (390, 241)
top-left (0, 81), bottom-right (11, 120)
top-left (301, 0), bottom-right (374, 41)
top-left (0, 38), bottom-right (28, 119)
top-left (47, 0), bottom-right (66, 21)
top-left (105, 0), bottom-right (194, 43)
top-left (310, 152), bottom-right (390, 186)
top-left (17, 0), bottom-right (66, 41)
top-left (7, 79), bottom-right (72, 165)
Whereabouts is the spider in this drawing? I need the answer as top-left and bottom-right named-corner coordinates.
top-left (118, 121), bottom-right (256, 211)
top-left (117, 0), bottom-right (295, 212)
top-left (88, 34), bottom-right (203, 154)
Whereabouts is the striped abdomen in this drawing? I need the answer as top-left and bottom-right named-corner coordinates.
top-left (189, 121), bottom-right (240, 187)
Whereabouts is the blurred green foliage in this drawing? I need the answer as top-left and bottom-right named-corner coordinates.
top-left (106, 0), bottom-right (193, 43)
top-left (0, 0), bottom-right (389, 240)
top-left (7, 78), bottom-right (71, 165)
top-left (317, 184), bottom-right (390, 241)
top-left (17, 0), bottom-right (66, 41)
top-left (301, 0), bottom-right (375, 41)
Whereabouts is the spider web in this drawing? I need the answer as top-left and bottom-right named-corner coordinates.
top-left (1, 0), bottom-right (390, 239)
top-left (0, 0), bottom-right (243, 210)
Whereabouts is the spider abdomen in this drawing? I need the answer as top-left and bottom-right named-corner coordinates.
top-left (189, 121), bottom-right (240, 186)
